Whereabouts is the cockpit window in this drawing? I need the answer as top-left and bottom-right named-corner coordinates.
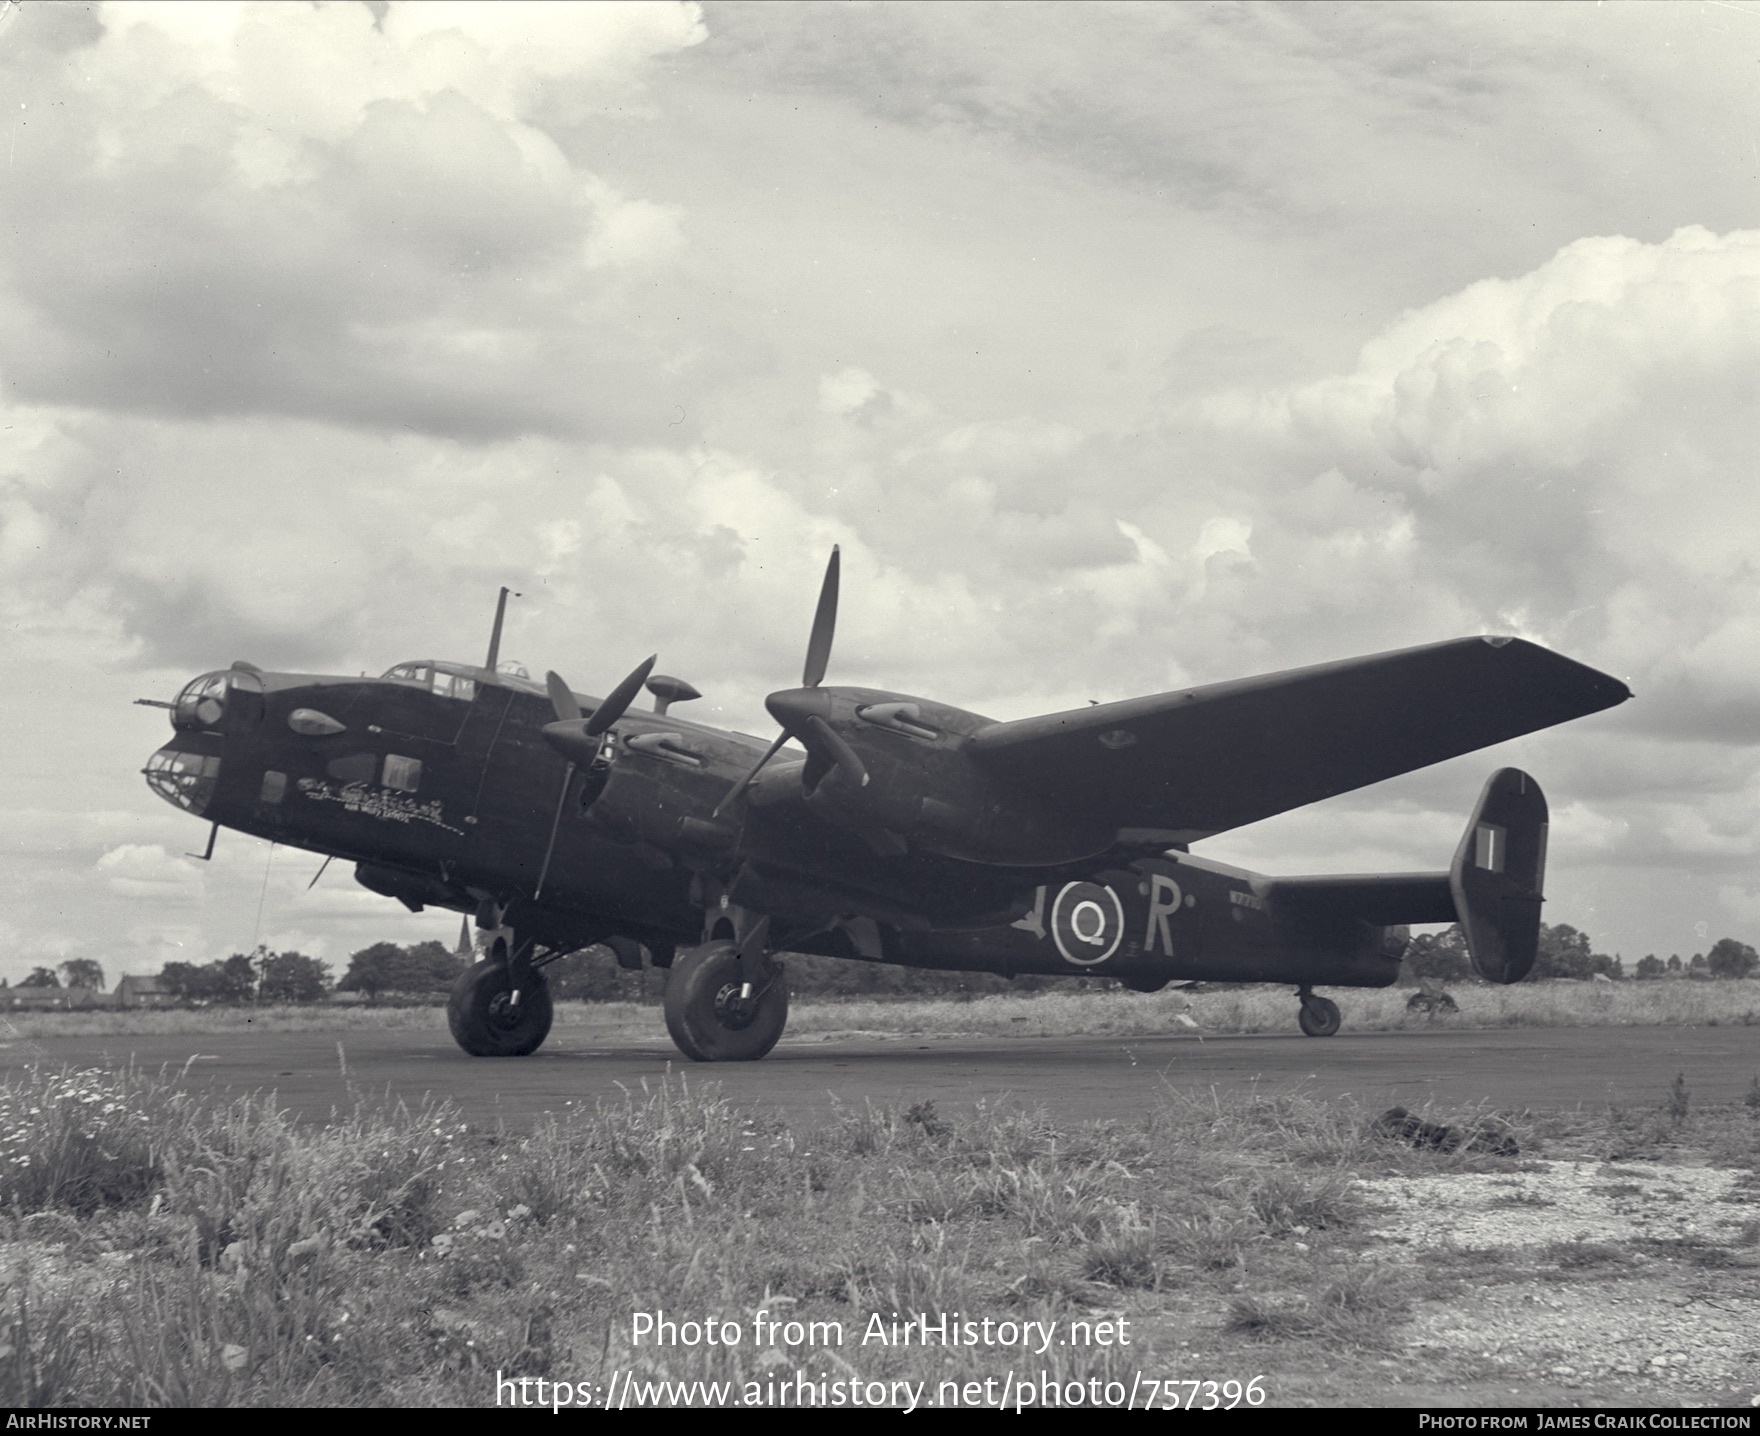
top-left (432, 671), bottom-right (476, 702)
top-left (380, 663), bottom-right (476, 701)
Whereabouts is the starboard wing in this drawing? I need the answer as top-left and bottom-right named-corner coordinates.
top-left (964, 637), bottom-right (1627, 843)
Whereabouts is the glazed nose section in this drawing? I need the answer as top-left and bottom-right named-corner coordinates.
top-left (143, 740), bottom-right (222, 816)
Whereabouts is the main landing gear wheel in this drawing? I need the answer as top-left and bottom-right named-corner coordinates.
top-left (448, 958), bottom-right (554, 1057)
top-left (1297, 993), bottom-right (1342, 1038)
top-left (663, 941), bottom-right (789, 1062)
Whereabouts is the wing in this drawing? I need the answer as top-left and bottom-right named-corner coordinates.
top-left (965, 637), bottom-right (1628, 842)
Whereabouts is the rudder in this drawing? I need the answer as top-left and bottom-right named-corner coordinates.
top-left (1450, 767), bottom-right (1547, 983)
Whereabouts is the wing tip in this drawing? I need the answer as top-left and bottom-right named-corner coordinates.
top-left (1478, 634), bottom-right (1632, 713)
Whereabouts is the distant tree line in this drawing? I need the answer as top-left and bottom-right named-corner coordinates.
top-left (334, 941), bottom-right (468, 1001)
top-left (156, 946), bottom-right (333, 1004)
top-left (14, 959), bottom-right (109, 991)
top-left (19, 922), bottom-right (1756, 1007)
top-left (152, 941), bottom-right (482, 1004)
top-left (1403, 924), bottom-right (1759, 984)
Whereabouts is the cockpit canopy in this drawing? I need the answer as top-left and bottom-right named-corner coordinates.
top-left (381, 659), bottom-right (540, 699)
top-left (381, 661), bottom-right (481, 702)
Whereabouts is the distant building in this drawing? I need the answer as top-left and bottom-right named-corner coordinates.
top-left (5, 985), bottom-right (114, 1011)
top-left (115, 975), bottom-right (175, 1009)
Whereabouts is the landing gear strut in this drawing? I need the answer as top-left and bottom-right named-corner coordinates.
top-left (663, 940), bottom-right (789, 1061)
top-left (447, 933), bottom-right (554, 1057)
top-left (1296, 987), bottom-right (1341, 1038)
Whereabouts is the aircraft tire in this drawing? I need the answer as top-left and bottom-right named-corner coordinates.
top-left (447, 958), bottom-right (554, 1057)
top-left (663, 941), bottom-right (789, 1062)
top-left (1297, 994), bottom-right (1342, 1038)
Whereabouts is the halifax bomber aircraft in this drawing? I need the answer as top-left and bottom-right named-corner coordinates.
top-left (140, 550), bottom-right (1629, 1061)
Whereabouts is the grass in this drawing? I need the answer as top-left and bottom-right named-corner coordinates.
top-left (2, 1058), bottom-right (1756, 1407)
top-left (6, 975), bottom-right (1757, 1043)
top-left (0, 1064), bottom-right (1547, 1408)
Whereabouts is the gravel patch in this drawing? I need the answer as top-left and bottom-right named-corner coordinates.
top-left (1361, 1160), bottom-right (1760, 1403)
top-left (1403, 1276), bottom-right (1760, 1396)
top-left (1362, 1161), bottom-right (1755, 1251)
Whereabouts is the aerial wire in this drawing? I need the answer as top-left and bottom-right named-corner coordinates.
top-left (250, 840), bottom-right (276, 955)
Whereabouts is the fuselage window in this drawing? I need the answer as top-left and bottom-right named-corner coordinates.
top-left (432, 671), bottom-right (477, 702)
top-left (260, 770), bottom-right (287, 804)
top-left (326, 752), bottom-right (378, 784)
top-left (383, 754), bottom-right (422, 792)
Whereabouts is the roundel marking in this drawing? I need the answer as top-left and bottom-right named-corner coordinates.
top-left (1051, 881), bottom-right (1125, 966)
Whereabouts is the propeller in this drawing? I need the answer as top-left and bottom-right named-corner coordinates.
top-left (540, 655), bottom-right (657, 765)
top-left (533, 654), bottom-right (656, 898)
top-left (714, 546), bottom-right (869, 818)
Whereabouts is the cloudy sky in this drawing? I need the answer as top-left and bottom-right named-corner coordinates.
top-left (3, 0), bottom-right (1758, 985)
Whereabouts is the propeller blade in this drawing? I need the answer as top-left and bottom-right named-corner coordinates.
top-left (807, 713), bottom-right (869, 788)
top-left (586, 655), bottom-right (658, 737)
top-left (712, 729), bottom-right (792, 818)
top-left (802, 545), bottom-right (840, 688)
top-left (545, 670), bottom-right (582, 724)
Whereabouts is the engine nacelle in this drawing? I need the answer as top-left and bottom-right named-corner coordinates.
top-left (783, 688), bottom-right (1116, 865)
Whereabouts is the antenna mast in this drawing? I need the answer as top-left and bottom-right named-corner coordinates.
top-left (485, 586), bottom-right (519, 671)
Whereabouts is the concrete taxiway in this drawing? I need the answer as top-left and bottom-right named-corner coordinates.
top-left (4, 1022), bottom-right (1756, 1130)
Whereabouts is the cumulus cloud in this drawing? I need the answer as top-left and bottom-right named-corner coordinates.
top-left (1198, 226), bottom-right (1760, 736)
top-left (0, 2), bottom-right (705, 440)
top-left (96, 842), bottom-right (203, 900)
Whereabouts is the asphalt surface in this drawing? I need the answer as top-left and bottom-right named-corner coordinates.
top-left (5, 1021), bottom-right (1757, 1130)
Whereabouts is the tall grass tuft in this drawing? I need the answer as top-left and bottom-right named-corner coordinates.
top-left (0, 1277), bottom-right (100, 1406)
top-left (0, 1067), bottom-right (160, 1215)
top-left (1227, 1262), bottom-right (1411, 1347)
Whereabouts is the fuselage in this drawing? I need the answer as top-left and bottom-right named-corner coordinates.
top-left (145, 660), bottom-right (713, 949)
top-left (144, 659), bottom-right (1400, 989)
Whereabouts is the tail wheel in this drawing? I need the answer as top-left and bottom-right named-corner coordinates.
top-left (447, 958), bottom-right (554, 1056)
top-left (1297, 994), bottom-right (1342, 1038)
top-left (663, 941), bottom-right (789, 1062)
